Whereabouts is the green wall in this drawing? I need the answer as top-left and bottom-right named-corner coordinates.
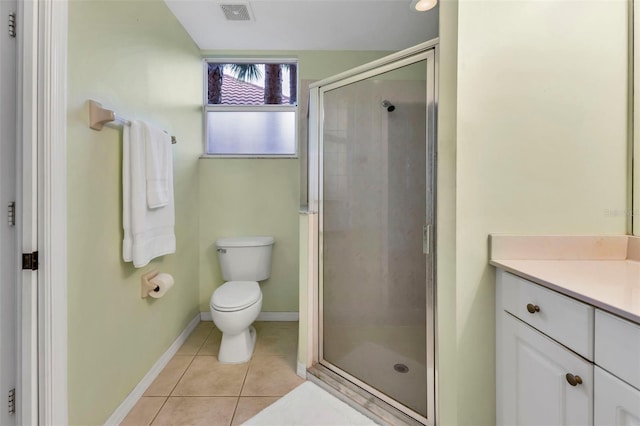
top-left (198, 51), bottom-right (392, 312)
top-left (66, 0), bottom-right (202, 424)
top-left (453, 1), bottom-right (628, 424)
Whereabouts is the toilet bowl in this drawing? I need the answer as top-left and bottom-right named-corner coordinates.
top-left (211, 236), bottom-right (274, 364)
top-left (210, 281), bottom-right (263, 363)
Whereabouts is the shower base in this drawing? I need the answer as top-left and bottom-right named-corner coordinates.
top-left (307, 363), bottom-right (425, 426)
top-left (336, 341), bottom-right (427, 416)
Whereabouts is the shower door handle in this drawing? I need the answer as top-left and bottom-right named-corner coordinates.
top-left (423, 224), bottom-right (432, 255)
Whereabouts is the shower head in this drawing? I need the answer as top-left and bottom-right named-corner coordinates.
top-left (382, 100), bottom-right (396, 112)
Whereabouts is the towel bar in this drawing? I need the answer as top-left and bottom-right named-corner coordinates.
top-left (88, 100), bottom-right (177, 144)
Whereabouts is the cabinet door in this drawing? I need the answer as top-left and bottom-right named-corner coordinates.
top-left (498, 313), bottom-right (593, 426)
top-left (595, 367), bottom-right (640, 426)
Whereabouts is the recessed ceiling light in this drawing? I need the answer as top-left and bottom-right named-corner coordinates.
top-left (411, 0), bottom-right (437, 12)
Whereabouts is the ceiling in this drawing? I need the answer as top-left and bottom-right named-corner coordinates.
top-left (164, 0), bottom-right (439, 51)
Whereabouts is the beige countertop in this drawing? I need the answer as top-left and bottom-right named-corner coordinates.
top-left (490, 235), bottom-right (640, 325)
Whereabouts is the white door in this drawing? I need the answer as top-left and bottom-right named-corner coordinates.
top-left (0, 0), bottom-right (18, 425)
top-left (595, 367), bottom-right (640, 426)
top-left (498, 313), bottom-right (593, 426)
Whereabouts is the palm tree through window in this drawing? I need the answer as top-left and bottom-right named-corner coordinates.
top-left (204, 60), bottom-right (299, 156)
top-left (207, 63), bottom-right (298, 106)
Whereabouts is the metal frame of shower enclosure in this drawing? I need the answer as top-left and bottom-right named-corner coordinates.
top-left (307, 39), bottom-right (439, 426)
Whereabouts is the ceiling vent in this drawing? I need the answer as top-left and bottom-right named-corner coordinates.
top-left (220, 4), bottom-right (252, 21)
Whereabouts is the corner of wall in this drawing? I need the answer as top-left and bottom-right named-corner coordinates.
top-left (436, 1), bottom-right (458, 425)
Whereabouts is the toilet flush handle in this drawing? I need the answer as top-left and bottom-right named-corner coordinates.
top-left (217, 248), bottom-right (227, 254)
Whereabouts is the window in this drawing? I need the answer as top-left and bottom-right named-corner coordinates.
top-left (204, 59), bottom-right (298, 157)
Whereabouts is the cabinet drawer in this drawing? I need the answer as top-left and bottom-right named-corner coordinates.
top-left (595, 310), bottom-right (640, 390)
top-left (499, 271), bottom-right (594, 360)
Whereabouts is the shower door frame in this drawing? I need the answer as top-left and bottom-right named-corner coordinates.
top-left (309, 40), bottom-right (438, 426)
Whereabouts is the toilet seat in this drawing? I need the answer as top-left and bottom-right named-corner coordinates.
top-left (211, 281), bottom-right (261, 312)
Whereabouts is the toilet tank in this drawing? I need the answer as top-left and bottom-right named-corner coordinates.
top-left (216, 236), bottom-right (275, 281)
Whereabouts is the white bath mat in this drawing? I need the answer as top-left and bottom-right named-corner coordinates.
top-left (241, 381), bottom-right (379, 426)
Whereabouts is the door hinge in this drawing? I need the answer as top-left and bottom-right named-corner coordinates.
top-left (8, 388), bottom-right (15, 415)
top-left (22, 251), bottom-right (38, 271)
top-left (423, 224), bottom-right (432, 255)
top-left (7, 202), bottom-right (15, 226)
top-left (8, 13), bottom-right (16, 38)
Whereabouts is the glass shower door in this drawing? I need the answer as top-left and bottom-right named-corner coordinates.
top-left (319, 54), bottom-right (434, 422)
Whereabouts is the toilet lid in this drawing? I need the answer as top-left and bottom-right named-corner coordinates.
top-left (211, 281), bottom-right (261, 312)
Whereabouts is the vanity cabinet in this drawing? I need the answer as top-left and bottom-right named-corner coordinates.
top-left (496, 269), bottom-right (640, 426)
top-left (593, 310), bottom-right (640, 426)
top-left (595, 310), bottom-right (640, 391)
top-left (594, 367), bottom-right (640, 426)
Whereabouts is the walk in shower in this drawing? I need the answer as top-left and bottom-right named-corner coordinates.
top-left (307, 41), bottom-right (437, 425)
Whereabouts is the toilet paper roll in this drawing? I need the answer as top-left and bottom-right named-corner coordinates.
top-left (149, 273), bottom-right (174, 298)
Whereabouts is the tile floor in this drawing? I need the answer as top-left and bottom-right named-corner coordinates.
top-left (121, 321), bottom-right (304, 426)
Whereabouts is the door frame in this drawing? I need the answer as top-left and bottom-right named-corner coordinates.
top-left (307, 39), bottom-right (439, 425)
top-left (18, 0), bottom-right (68, 424)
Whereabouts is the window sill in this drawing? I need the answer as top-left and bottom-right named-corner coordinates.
top-left (199, 154), bottom-right (298, 159)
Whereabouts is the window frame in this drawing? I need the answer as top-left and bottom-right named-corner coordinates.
top-left (201, 57), bottom-right (299, 159)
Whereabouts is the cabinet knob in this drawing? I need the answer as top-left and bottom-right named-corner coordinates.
top-left (526, 303), bottom-right (540, 314)
top-left (565, 373), bottom-right (583, 387)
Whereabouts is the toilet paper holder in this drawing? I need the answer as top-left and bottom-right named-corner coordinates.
top-left (141, 270), bottom-right (161, 298)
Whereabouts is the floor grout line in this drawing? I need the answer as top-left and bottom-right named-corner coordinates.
top-left (228, 396), bottom-right (241, 426)
top-left (147, 396), bottom-right (168, 426)
top-left (167, 354), bottom-right (197, 397)
top-left (193, 326), bottom-right (215, 355)
top-left (148, 353), bottom-right (198, 425)
top-left (230, 351), bottom-right (253, 425)
top-left (148, 324), bottom-right (212, 425)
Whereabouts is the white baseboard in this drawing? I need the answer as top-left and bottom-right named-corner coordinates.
top-left (103, 314), bottom-right (201, 426)
top-left (296, 361), bottom-right (307, 379)
top-left (200, 311), bottom-right (299, 322)
top-left (257, 311), bottom-right (299, 321)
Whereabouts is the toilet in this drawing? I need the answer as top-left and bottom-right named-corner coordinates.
top-left (210, 236), bottom-right (274, 364)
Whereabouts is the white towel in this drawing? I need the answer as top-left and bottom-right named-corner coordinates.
top-left (145, 124), bottom-right (171, 208)
top-left (123, 120), bottom-right (175, 268)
